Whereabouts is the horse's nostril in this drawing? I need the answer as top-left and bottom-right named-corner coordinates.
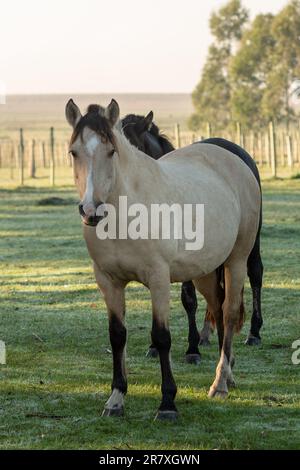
top-left (79, 204), bottom-right (85, 217)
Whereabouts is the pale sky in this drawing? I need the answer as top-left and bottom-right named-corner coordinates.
top-left (0, 0), bottom-right (288, 94)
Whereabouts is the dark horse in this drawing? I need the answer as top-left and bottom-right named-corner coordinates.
top-left (121, 113), bottom-right (264, 362)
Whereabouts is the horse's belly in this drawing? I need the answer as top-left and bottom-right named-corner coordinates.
top-left (169, 231), bottom-right (237, 282)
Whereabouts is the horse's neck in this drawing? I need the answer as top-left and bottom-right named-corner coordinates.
top-left (110, 130), bottom-right (160, 203)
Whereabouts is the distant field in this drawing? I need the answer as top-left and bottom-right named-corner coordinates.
top-left (0, 93), bottom-right (193, 141)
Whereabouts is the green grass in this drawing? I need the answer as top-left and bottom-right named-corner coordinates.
top-left (0, 177), bottom-right (299, 450)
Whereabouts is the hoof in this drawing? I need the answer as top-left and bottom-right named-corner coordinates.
top-left (185, 353), bottom-right (201, 365)
top-left (102, 406), bottom-right (124, 417)
top-left (208, 386), bottom-right (228, 399)
top-left (245, 335), bottom-right (261, 346)
top-left (155, 410), bottom-right (178, 421)
top-left (146, 347), bottom-right (159, 358)
top-left (199, 337), bottom-right (211, 346)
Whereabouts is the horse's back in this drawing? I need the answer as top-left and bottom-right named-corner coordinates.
top-left (159, 142), bottom-right (261, 254)
top-left (199, 137), bottom-right (260, 186)
top-left (159, 142), bottom-right (260, 202)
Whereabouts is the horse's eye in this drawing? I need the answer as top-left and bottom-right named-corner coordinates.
top-left (69, 150), bottom-right (77, 158)
top-left (108, 149), bottom-right (115, 157)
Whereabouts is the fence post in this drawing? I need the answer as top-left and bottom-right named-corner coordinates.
top-left (206, 122), bottom-right (211, 139)
top-left (19, 128), bottom-right (24, 185)
top-left (236, 122), bottom-right (241, 146)
top-left (250, 131), bottom-right (255, 159)
top-left (29, 139), bottom-right (36, 178)
top-left (264, 132), bottom-right (270, 166)
top-left (10, 146), bottom-right (14, 179)
top-left (286, 135), bottom-right (293, 167)
top-left (293, 136), bottom-right (298, 164)
top-left (269, 121), bottom-right (277, 178)
top-left (280, 131), bottom-right (286, 166)
top-left (40, 141), bottom-right (46, 168)
top-left (174, 123), bottom-right (181, 148)
top-left (257, 132), bottom-right (263, 165)
top-left (50, 127), bottom-right (55, 186)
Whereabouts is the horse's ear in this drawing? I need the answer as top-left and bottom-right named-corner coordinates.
top-left (65, 99), bottom-right (82, 129)
top-left (136, 111), bottom-right (154, 134)
top-left (105, 99), bottom-right (120, 127)
top-left (144, 111), bottom-right (154, 130)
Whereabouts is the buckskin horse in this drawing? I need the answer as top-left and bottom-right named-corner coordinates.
top-left (66, 99), bottom-right (261, 420)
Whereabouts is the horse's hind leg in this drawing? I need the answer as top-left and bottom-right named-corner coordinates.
top-left (193, 272), bottom-right (224, 358)
top-left (245, 237), bottom-right (264, 346)
top-left (181, 281), bottom-right (201, 364)
top-left (208, 259), bottom-right (246, 398)
top-left (199, 310), bottom-right (214, 346)
top-left (199, 267), bottom-right (223, 346)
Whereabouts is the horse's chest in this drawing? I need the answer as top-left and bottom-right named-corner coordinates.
top-left (83, 231), bottom-right (146, 282)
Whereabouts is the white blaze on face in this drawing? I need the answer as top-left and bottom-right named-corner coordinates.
top-left (81, 134), bottom-right (100, 217)
top-left (86, 135), bottom-right (99, 157)
top-left (82, 161), bottom-right (95, 217)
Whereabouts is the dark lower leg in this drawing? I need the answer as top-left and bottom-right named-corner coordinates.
top-left (249, 285), bottom-right (263, 338)
top-left (109, 315), bottom-right (127, 394)
top-left (181, 282), bottom-right (200, 358)
top-left (102, 314), bottom-right (127, 416)
top-left (246, 240), bottom-right (263, 343)
top-left (210, 285), bottom-right (225, 353)
top-left (151, 320), bottom-right (177, 413)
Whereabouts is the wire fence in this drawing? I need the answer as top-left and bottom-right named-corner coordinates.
top-left (0, 122), bottom-right (299, 186)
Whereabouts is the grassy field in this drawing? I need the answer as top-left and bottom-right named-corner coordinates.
top-left (0, 174), bottom-right (299, 450)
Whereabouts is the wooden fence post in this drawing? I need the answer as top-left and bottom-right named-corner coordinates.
top-left (50, 127), bottom-right (55, 186)
top-left (250, 131), bottom-right (255, 159)
top-left (264, 132), bottom-right (270, 166)
top-left (41, 141), bottom-right (46, 168)
top-left (269, 121), bottom-right (277, 178)
top-left (10, 146), bottom-right (14, 179)
top-left (236, 122), bottom-right (241, 146)
top-left (206, 122), bottom-right (211, 139)
top-left (19, 128), bottom-right (24, 185)
top-left (29, 139), bottom-right (36, 178)
top-left (286, 135), bottom-right (293, 167)
top-left (280, 131), bottom-right (286, 166)
top-left (257, 132), bottom-right (263, 165)
top-left (174, 123), bottom-right (181, 148)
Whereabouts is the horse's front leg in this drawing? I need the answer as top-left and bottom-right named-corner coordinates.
top-left (94, 265), bottom-right (127, 417)
top-left (149, 269), bottom-right (178, 420)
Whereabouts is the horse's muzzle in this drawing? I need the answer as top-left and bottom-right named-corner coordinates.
top-left (79, 204), bottom-right (104, 227)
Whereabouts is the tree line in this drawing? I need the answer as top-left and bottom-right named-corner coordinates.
top-left (189, 0), bottom-right (300, 131)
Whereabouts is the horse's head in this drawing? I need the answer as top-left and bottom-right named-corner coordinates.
top-left (122, 112), bottom-right (153, 152)
top-left (122, 113), bottom-right (174, 159)
top-left (65, 99), bottom-right (120, 226)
